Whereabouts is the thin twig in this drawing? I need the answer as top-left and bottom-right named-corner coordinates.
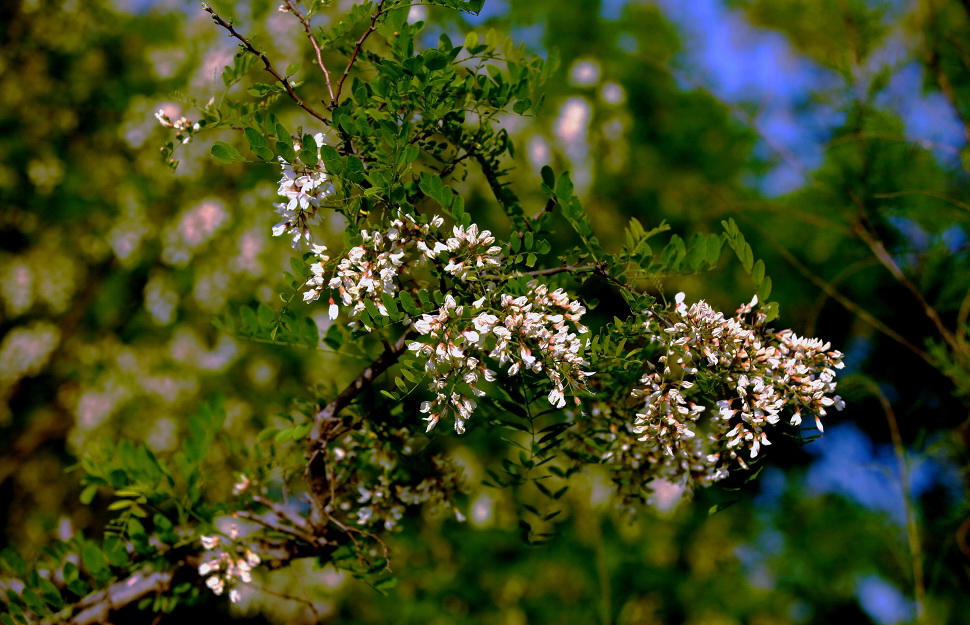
top-left (483, 264), bottom-right (600, 281)
top-left (304, 329), bottom-right (413, 526)
top-left (254, 583), bottom-right (322, 621)
top-left (873, 190), bottom-right (970, 216)
top-left (851, 215), bottom-right (960, 353)
top-left (826, 131), bottom-right (962, 157)
top-left (747, 219), bottom-right (938, 367)
top-left (237, 511), bottom-right (315, 545)
top-left (283, 0), bottom-right (336, 104)
top-left (203, 4), bottom-right (330, 125)
top-left (334, 0), bottom-right (388, 104)
top-left (862, 379), bottom-right (926, 625)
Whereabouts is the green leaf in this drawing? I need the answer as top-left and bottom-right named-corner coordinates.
top-left (540, 165), bottom-right (555, 189)
top-left (240, 306), bottom-right (258, 333)
top-left (81, 542), bottom-right (108, 580)
top-left (398, 291), bottom-right (420, 315)
top-left (751, 259), bottom-right (765, 286)
top-left (300, 134), bottom-right (319, 167)
top-left (320, 145), bottom-right (344, 174)
top-left (424, 49), bottom-right (448, 71)
top-left (62, 562), bottom-right (79, 585)
top-left (276, 140), bottom-right (296, 163)
top-left (79, 484), bottom-right (98, 505)
top-left (243, 127), bottom-right (272, 161)
top-left (363, 299), bottom-right (384, 325)
top-left (257, 303), bottom-right (275, 326)
top-left (762, 301), bottom-right (780, 322)
top-left (210, 141), bottom-right (246, 163)
top-left (275, 122), bottom-right (291, 144)
top-left (758, 276), bottom-right (773, 302)
top-left (380, 292), bottom-right (400, 319)
top-left (345, 155), bottom-right (365, 182)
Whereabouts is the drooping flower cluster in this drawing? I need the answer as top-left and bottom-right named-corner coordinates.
top-left (198, 525), bottom-right (261, 603)
top-left (409, 280), bottom-right (593, 434)
top-left (626, 293), bottom-right (844, 484)
top-left (325, 431), bottom-right (465, 531)
top-left (272, 133), bottom-right (334, 249)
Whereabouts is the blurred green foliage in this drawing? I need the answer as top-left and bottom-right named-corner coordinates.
top-left (1, 0), bottom-right (969, 623)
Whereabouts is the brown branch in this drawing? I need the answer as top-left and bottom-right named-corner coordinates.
top-left (747, 219), bottom-right (938, 368)
top-left (51, 536), bottom-right (332, 624)
top-left (474, 153), bottom-right (529, 231)
top-left (304, 329), bottom-right (413, 527)
top-left (283, 0), bottom-right (336, 105)
top-left (203, 5), bottom-right (330, 125)
top-left (483, 264), bottom-right (600, 281)
top-left (852, 218), bottom-right (960, 354)
top-left (334, 0), bottom-right (388, 105)
top-left (873, 190), bottom-right (970, 216)
top-left (53, 571), bottom-right (175, 625)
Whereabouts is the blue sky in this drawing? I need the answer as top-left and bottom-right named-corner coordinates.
top-left (649, 0), bottom-right (964, 196)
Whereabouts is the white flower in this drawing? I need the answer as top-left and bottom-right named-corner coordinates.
top-left (206, 575), bottom-right (225, 595)
top-left (201, 535), bottom-right (219, 550)
top-left (232, 474), bottom-right (250, 495)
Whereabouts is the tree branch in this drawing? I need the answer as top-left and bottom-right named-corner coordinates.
top-left (55, 571), bottom-right (175, 625)
top-left (282, 0), bottom-right (336, 105)
top-left (334, 0), bottom-right (388, 104)
top-left (473, 153), bottom-right (529, 231)
top-left (203, 5), bottom-right (330, 125)
top-left (748, 219), bottom-right (938, 368)
top-left (850, 198), bottom-right (961, 354)
top-left (51, 534), bottom-right (333, 625)
top-left (305, 329), bottom-right (413, 527)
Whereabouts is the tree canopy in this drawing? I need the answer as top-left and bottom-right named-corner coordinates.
top-left (1, 1), bottom-right (968, 624)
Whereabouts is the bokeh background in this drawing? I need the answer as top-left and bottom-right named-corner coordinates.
top-left (2, 0), bottom-right (969, 623)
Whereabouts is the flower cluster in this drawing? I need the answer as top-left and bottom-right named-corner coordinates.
top-left (440, 223), bottom-right (502, 279)
top-left (198, 525), bottom-right (261, 603)
top-left (155, 109), bottom-right (200, 144)
top-left (301, 212), bottom-right (592, 433)
top-left (626, 293), bottom-right (844, 484)
top-left (325, 431), bottom-right (465, 531)
top-left (302, 213), bottom-right (504, 328)
top-left (410, 280), bottom-right (592, 433)
top-left (303, 212), bottom-right (438, 317)
top-left (272, 133), bottom-right (334, 249)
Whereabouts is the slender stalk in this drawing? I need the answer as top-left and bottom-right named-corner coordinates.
top-left (852, 217), bottom-right (960, 354)
top-left (746, 219), bottom-right (938, 368)
top-left (203, 5), bottom-right (330, 125)
top-left (863, 379), bottom-right (926, 625)
top-left (333, 0), bottom-right (388, 104)
top-left (283, 0), bottom-right (336, 104)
